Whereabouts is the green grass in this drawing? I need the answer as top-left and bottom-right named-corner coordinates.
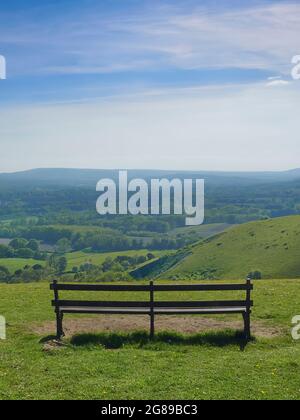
top-left (0, 258), bottom-right (46, 272)
top-left (0, 279), bottom-right (300, 399)
top-left (164, 215), bottom-right (300, 280)
top-left (65, 249), bottom-right (168, 270)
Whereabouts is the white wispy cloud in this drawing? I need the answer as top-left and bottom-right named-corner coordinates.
top-left (266, 79), bottom-right (291, 87)
top-left (0, 82), bottom-right (299, 172)
top-left (1, 1), bottom-right (300, 76)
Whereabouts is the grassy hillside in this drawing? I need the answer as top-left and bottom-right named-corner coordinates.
top-left (163, 216), bottom-right (300, 280)
top-left (0, 280), bottom-right (300, 399)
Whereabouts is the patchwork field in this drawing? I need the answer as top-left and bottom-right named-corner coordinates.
top-left (0, 279), bottom-right (300, 400)
top-left (65, 249), bottom-right (168, 271)
top-left (0, 258), bottom-right (46, 272)
top-left (0, 250), bottom-right (168, 274)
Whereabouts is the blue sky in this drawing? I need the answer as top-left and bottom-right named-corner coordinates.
top-left (0, 0), bottom-right (299, 171)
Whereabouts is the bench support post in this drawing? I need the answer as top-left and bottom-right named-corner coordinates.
top-left (56, 312), bottom-right (64, 340)
top-left (150, 281), bottom-right (155, 340)
top-left (243, 312), bottom-right (251, 341)
top-left (53, 280), bottom-right (64, 340)
top-left (243, 278), bottom-right (252, 341)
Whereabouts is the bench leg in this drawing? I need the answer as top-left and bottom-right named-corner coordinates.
top-left (243, 312), bottom-right (251, 341)
top-left (150, 312), bottom-right (155, 340)
top-left (56, 312), bottom-right (64, 340)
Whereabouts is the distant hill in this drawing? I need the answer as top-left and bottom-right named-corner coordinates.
top-left (158, 216), bottom-right (300, 280)
top-left (1, 167), bottom-right (300, 189)
top-left (0, 168), bottom-right (299, 228)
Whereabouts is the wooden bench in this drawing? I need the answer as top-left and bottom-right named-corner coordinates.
top-left (50, 279), bottom-right (253, 341)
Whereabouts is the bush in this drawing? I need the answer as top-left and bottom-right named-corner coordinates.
top-left (248, 271), bottom-right (262, 280)
top-left (55, 238), bottom-right (71, 253)
top-left (147, 253), bottom-right (156, 260)
top-left (27, 239), bottom-right (39, 252)
top-left (0, 245), bottom-right (14, 258)
top-left (9, 238), bottom-right (28, 250)
top-left (0, 266), bottom-right (10, 283)
top-left (15, 248), bottom-right (34, 259)
top-left (137, 256), bottom-right (147, 265)
top-left (14, 269), bottom-right (23, 277)
top-left (33, 251), bottom-right (47, 261)
top-left (57, 257), bottom-right (67, 274)
top-left (32, 264), bottom-right (43, 271)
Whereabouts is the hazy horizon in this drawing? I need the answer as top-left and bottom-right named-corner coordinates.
top-left (1, 165), bottom-right (300, 176)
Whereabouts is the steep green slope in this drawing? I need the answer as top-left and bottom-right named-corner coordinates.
top-left (162, 216), bottom-right (300, 280)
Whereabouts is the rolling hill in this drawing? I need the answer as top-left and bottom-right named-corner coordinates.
top-left (1, 167), bottom-right (300, 189)
top-left (158, 215), bottom-right (300, 280)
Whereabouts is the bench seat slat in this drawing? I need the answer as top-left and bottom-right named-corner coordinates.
top-left (53, 300), bottom-right (253, 308)
top-left (59, 306), bottom-right (247, 315)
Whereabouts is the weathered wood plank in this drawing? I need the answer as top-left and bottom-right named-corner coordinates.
top-left (50, 284), bottom-right (150, 292)
top-left (152, 284), bottom-right (253, 291)
top-left (59, 307), bottom-right (247, 315)
top-left (52, 299), bottom-right (253, 308)
top-left (50, 283), bottom-right (252, 292)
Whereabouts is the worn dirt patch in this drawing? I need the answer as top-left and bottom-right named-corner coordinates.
top-left (33, 315), bottom-right (282, 339)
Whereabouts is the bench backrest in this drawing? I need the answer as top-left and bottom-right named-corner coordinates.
top-left (51, 280), bottom-right (253, 309)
